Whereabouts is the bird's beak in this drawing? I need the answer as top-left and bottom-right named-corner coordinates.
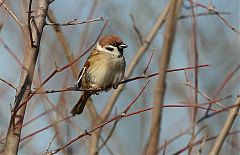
top-left (119, 43), bottom-right (128, 49)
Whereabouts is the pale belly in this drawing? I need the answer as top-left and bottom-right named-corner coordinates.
top-left (85, 56), bottom-right (125, 89)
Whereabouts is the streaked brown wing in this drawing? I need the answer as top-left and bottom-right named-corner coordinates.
top-left (75, 50), bottom-right (100, 88)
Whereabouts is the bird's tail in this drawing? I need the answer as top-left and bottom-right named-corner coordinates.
top-left (71, 91), bottom-right (92, 115)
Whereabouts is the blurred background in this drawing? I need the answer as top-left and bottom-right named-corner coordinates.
top-left (0, 0), bottom-right (240, 154)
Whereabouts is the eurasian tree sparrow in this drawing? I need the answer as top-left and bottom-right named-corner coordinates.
top-left (71, 35), bottom-right (127, 115)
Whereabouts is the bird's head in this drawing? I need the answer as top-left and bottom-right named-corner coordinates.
top-left (96, 35), bottom-right (128, 56)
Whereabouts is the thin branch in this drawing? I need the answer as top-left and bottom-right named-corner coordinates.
top-left (188, 1), bottom-right (199, 154)
top-left (20, 115), bottom-right (73, 142)
top-left (173, 130), bottom-right (240, 155)
top-left (0, 0), bottom-right (5, 7)
top-left (45, 17), bottom-right (104, 26)
top-left (130, 14), bottom-right (143, 45)
top-left (1, 1), bottom-right (23, 29)
top-left (204, 64), bottom-right (240, 117)
top-left (197, 103), bottom-right (240, 123)
top-left (0, 36), bottom-right (26, 70)
top-left (123, 80), bottom-right (150, 114)
top-left (209, 96), bottom-right (240, 155)
top-left (188, 0), bottom-right (240, 35)
top-left (47, 9), bottom-right (79, 77)
top-left (50, 102), bottom-right (220, 155)
top-left (98, 115), bottom-right (118, 150)
top-left (143, 49), bottom-right (154, 75)
top-left (33, 64), bottom-right (210, 94)
top-left (77, 0), bottom-right (99, 56)
top-left (45, 132), bottom-right (58, 154)
top-left (0, 78), bottom-right (17, 91)
top-left (178, 11), bottom-right (230, 19)
top-left (158, 128), bottom-right (191, 152)
top-left (184, 82), bottom-right (230, 110)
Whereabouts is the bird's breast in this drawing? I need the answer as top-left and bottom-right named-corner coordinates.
top-left (86, 53), bottom-right (125, 89)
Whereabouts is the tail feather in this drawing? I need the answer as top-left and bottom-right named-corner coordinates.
top-left (71, 92), bottom-right (92, 115)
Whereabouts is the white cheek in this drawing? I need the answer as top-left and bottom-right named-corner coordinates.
top-left (96, 43), bottom-right (120, 56)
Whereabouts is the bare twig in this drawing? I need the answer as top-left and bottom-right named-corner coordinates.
top-left (33, 64), bottom-right (209, 94)
top-left (0, 78), bottom-right (17, 91)
top-left (45, 132), bottom-right (58, 154)
top-left (0, 0), bottom-right (5, 7)
top-left (50, 109), bottom-right (152, 155)
top-left (188, 0), bottom-right (240, 35)
top-left (50, 102), bottom-right (219, 154)
top-left (184, 82), bottom-right (230, 110)
top-left (47, 9), bottom-right (80, 78)
top-left (0, 37), bottom-right (24, 70)
top-left (174, 130), bottom-right (240, 154)
top-left (188, 1), bottom-right (199, 154)
top-left (178, 11), bottom-right (230, 19)
top-left (4, 1), bottom-right (49, 154)
top-left (0, 1), bottom-right (23, 29)
top-left (146, 1), bottom-right (182, 154)
top-left (46, 17), bottom-right (104, 26)
top-left (158, 128), bottom-right (191, 152)
top-left (130, 14), bottom-right (143, 44)
top-left (143, 49), bottom-right (154, 75)
top-left (20, 115), bottom-right (73, 142)
top-left (123, 80), bottom-right (150, 114)
top-left (203, 65), bottom-right (240, 119)
top-left (98, 113), bottom-right (118, 150)
top-left (209, 96), bottom-right (240, 155)
top-left (77, 0), bottom-right (99, 54)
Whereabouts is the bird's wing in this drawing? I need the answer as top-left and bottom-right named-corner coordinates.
top-left (75, 50), bottom-right (99, 88)
top-left (76, 59), bottom-right (91, 88)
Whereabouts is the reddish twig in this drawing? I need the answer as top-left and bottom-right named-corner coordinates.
top-left (123, 80), bottom-right (150, 114)
top-left (130, 14), bottom-right (143, 45)
top-left (173, 130), bottom-right (240, 155)
top-left (184, 82), bottom-right (231, 109)
top-left (20, 115), bottom-right (73, 142)
top-left (50, 102), bottom-right (219, 154)
top-left (0, 37), bottom-right (25, 70)
top-left (188, 0), bottom-right (240, 35)
top-left (120, 64), bottom-right (210, 85)
top-left (33, 64), bottom-right (210, 94)
top-left (98, 110), bottom-right (118, 151)
top-left (204, 65), bottom-right (240, 117)
top-left (143, 49), bottom-right (154, 75)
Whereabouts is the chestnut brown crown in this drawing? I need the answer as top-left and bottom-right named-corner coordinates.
top-left (99, 35), bottom-right (127, 48)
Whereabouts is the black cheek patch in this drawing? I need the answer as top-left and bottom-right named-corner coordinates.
top-left (106, 47), bottom-right (114, 51)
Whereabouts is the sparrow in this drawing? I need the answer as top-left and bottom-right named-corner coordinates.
top-left (71, 35), bottom-right (128, 115)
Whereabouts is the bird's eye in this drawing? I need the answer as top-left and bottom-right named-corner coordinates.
top-left (106, 47), bottom-right (114, 51)
top-left (112, 43), bottom-right (116, 46)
